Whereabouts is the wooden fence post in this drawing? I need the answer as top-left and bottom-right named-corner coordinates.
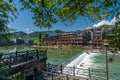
top-left (45, 49), bottom-right (47, 55)
top-left (9, 56), bottom-right (12, 68)
top-left (36, 50), bottom-right (39, 60)
top-left (51, 71), bottom-right (53, 80)
top-left (60, 64), bottom-right (63, 74)
top-left (0, 53), bottom-right (2, 68)
top-left (26, 50), bottom-right (29, 62)
top-left (66, 74), bottom-right (69, 80)
top-left (34, 68), bottom-right (37, 80)
top-left (47, 63), bottom-right (50, 72)
top-left (88, 68), bottom-right (91, 80)
top-left (73, 66), bottom-right (75, 76)
top-left (15, 51), bottom-right (18, 63)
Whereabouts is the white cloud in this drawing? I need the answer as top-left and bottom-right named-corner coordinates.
top-left (25, 28), bottom-right (33, 34)
top-left (93, 17), bottom-right (117, 28)
top-left (110, 17), bottom-right (117, 25)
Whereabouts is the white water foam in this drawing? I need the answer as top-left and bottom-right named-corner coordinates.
top-left (63, 51), bottom-right (100, 77)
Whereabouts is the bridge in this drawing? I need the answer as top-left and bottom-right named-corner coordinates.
top-left (0, 49), bottom-right (47, 80)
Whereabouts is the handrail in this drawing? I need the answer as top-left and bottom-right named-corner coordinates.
top-left (0, 49), bottom-right (47, 74)
top-left (57, 51), bottom-right (83, 68)
top-left (46, 64), bottom-right (120, 80)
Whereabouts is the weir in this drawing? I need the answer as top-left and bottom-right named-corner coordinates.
top-left (57, 51), bottom-right (84, 69)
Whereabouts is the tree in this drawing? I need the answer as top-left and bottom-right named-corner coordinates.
top-left (1, 0), bottom-right (120, 36)
top-left (1, 0), bottom-right (120, 30)
top-left (114, 20), bottom-right (120, 50)
top-left (54, 30), bottom-right (64, 34)
top-left (0, 0), bottom-right (17, 41)
top-left (101, 21), bottom-right (120, 61)
top-left (19, 0), bottom-right (120, 28)
top-left (102, 21), bottom-right (120, 51)
top-left (34, 39), bottom-right (40, 45)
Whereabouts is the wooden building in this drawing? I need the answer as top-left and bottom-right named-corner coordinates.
top-left (42, 27), bottom-right (111, 49)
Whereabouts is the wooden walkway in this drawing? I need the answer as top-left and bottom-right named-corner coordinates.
top-left (43, 71), bottom-right (89, 80)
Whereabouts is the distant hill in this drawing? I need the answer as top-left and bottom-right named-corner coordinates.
top-left (12, 30), bottom-right (65, 40)
top-left (13, 31), bottom-right (27, 38)
top-left (28, 31), bottom-right (42, 39)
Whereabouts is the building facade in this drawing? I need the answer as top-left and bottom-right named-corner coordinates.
top-left (42, 27), bottom-right (110, 49)
top-left (42, 32), bottom-right (59, 45)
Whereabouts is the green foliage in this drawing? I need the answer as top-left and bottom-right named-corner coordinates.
top-left (42, 42), bottom-right (48, 46)
top-left (11, 30), bottom-right (65, 40)
top-left (1, 0), bottom-right (120, 35)
top-left (102, 21), bottom-right (120, 51)
top-left (0, 0), bottom-right (17, 41)
top-left (1, 0), bottom-right (120, 33)
top-left (10, 72), bottom-right (22, 80)
top-left (19, 0), bottom-right (120, 28)
top-left (100, 25), bottom-right (114, 28)
top-left (34, 39), bottom-right (40, 45)
top-left (0, 0), bottom-right (17, 31)
top-left (13, 31), bottom-right (27, 38)
top-left (28, 32), bottom-right (41, 39)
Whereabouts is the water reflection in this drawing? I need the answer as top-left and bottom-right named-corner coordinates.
top-left (0, 45), bottom-right (33, 53)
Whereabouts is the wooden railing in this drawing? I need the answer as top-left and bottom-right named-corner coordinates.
top-left (56, 51), bottom-right (83, 69)
top-left (46, 64), bottom-right (120, 80)
top-left (0, 49), bottom-right (47, 77)
top-left (42, 71), bottom-right (88, 80)
top-left (0, 50), bottom-right (47, 68)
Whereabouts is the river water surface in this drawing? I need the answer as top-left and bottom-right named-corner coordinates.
top-left (0, 45), bottom-right (120, 79)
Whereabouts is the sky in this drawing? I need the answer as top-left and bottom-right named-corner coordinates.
top-left (8, 1), bottom-right (116, 33)
top-left (8, 10), bottom-right (95, 33)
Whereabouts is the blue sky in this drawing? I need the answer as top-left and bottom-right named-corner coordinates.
top-left (8, 1), bottom-right (115, 33)
top-left (8, 10), bottom-right (95, 33)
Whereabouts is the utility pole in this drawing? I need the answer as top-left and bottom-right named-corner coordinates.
top-left (104, 39), bottom-right (109, 80)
